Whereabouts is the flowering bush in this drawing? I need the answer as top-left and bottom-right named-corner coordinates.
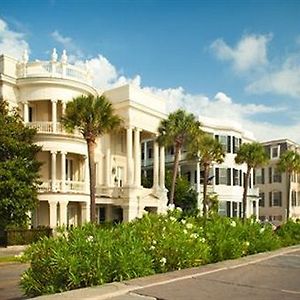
top-left (20, 211), bottom-right (299, 297)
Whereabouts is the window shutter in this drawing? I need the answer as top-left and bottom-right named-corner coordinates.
top-left (227, 168), bottom-right (231, 185)
top-left (262, 168), bottom-right (265, 184)
top-left (239, 138), bottom-right (242, 147)
top-left (215, 135), bottom-right (219, 141)
top-left (233, 137), bottom-right (236, 153)
top-left (239, 170), bottom-right (242, 186)
top-left (227, 136), bottom-right (231, 153)
top-left (215, 168), bottom-right (219, 185)
top-left (249, 174), bottom-right (252, 188)
top-left (269, 192), bottom-right (272, 207)
top-left (269, 167), bottom-right (272, 183)
top-left (253, 169), bottom-right (256, 185)
top-left (279, 192), bottom-right (282, 206)
top-left (243, 173), bottom-right (246, 188)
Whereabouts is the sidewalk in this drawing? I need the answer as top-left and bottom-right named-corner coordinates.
top-left (33, 245), bottom-right (300, 300)
top-left (0, 245), bottom-right (27, 257)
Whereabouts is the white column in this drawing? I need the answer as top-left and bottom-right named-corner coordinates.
top-left (59, 200), bottom-right (69, 226)
top-left (61, 152), bottom-right (66, 192)
top-left (134, 128), bottom-right (141, 187)
top-left (105, 148), bottom-right (111, 186)
top-left (196, 161), bottom-right (202, 212)
top-left (143, 141), bottom-right (148, 167)
top-left (48, 200), bottom-right (58, 229)
top-left (153, 141), bottom-right (159, 189)
top-left (126, 127), bottom-right (133, 186)
top-left (159, 146), bottom-right (165, 189)
top-left (84, 155), bottom-right (89, 193)
top-left (23, 102), bottom-right (29, 123)
top-left (51, 151), bottom-right (57, 191)
top-left (51, 99), bottom-right (57, 133)
top-left (62, 101), bottom-right (66, 116)
top-left (80, 202), bottom-right (90, 224)
top-left (255, 200), bottom-right (259, 220)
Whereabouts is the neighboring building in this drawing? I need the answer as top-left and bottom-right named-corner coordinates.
top-left (0, 50), bottom-right (168, 228)
top-left (142, 116), bottom-right (260, 218)
top-left (255, 139), bottom-right (300, 224)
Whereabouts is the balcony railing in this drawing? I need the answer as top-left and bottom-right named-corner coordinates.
top-left (39, 180), bottom-right (86, 193)
top-left (26, 122), bottom-right (82, 138)
top-left (95, 186), bottom-right (125, 198)
top-left (17, 60), bottom-right (92, 85)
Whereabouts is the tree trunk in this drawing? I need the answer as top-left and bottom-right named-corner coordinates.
top-left (242, 167), bottom-right (251, 221)
top-left (87, 139), bottom-right (96, 223)
top-left (169, 145), bottom-right (181, 205)
top-left (203, 164), bottom-right (209, 217)
top-left (287, 172), bottom-right (291, 221)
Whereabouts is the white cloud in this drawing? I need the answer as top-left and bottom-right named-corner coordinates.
top-left (0, 18), bottom-right (29, 59)
top-left (210, 34), bottom-right (272, 72)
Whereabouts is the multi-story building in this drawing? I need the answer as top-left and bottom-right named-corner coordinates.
top-left (0, 50), bottom-right (168, 228)
top-left (142, 116), bottom-right (260, 218)
top-left (255, 139), bottom-right (300, 224)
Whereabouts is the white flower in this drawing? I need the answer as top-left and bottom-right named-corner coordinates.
top-left (87, 235), bottom-right (94, 242)
top-left (183, 229), bottom-right (188, 234)
top-left (170, 216), bottom-right (176, 222)
top-left (190, 233), bottom-right (199, 239)
top-left (245, 241), bottom-right (250, 247)
top-left (160, 257), bottom-right (167, 266)
top-left (186, 223), bottom-right (193, 229)
top-left (230, 220), bottom-right (236, 227)
top-left (162, 227), bottom-right (166, 231)
top-left (152, 240), bottom-right (157, 245)
top-left (181, 219), bottom-right (186, 225)
top-left (150, 245), bottom-right (155, 250)
top-left (200, 237), bottom-right (206, 243)
top-left (167, 204), bottom-right (175, 211)
top-left (176, 207), bottom-right (183, 212)
top-left (260, 227), bottom-right (265, 234)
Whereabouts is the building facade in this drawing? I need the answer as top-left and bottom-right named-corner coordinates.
top-left (0, 50), bottom-right (168, 228)
top-left (142, 116), bottom-right (260, 218)
top-left (255, 139), bottom-right (300, 224)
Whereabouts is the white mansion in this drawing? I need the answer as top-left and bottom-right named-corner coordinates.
top-left (0, 50), bottom-right (168, 228)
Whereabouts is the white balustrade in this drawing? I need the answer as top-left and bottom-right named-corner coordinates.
top-left (39, 180), bottom-right (86, 193)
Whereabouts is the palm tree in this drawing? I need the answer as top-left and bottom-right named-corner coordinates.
top-left (62, 95), bottom-right (121, 223)
top-left (189, 134), bottom-right (225, 216)
top-left (157, 109), bottom-right (201, 205)
top-left (235, 142), bottom-right (269, 220)
top-left (277, 150), bottom-right (300, 221)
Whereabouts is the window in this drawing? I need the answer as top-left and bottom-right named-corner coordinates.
top-left (271, 145), bottom-right (280, 159)
top-left (259, 192), bottom-right (265, 207)
top-left (217, 135), bottom-right (228, 152)
top-left (269, 191), bottom-right (282, 207)
top-left (255, 168), bottom-right (265, 184)
top-left (29, 106), bottom-right (33, 122)
top-left (273, 169), bottom-right (282, 183)
top-left (233, 137), bottom-right (240, 153)
top-left (66, 158), bottom-right (74, 181)
top-left (269, 167), bottom-right (272, 183)
top-left (215, 168), bottom-right (231, 185)
top-left (148, 148), bottom-right (153, 159)
top-left (233, 169), bottom-right (239, 186)
top-left (292, 190), bottom-right (297, 207)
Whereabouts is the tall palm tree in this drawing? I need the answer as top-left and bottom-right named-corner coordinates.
top-left (277, 150), bottom-right (300, 221)
top-left (235, 142), bottom-right (269, 220)
top-left (189, 134), bottom-right (225, 216)
top-left (62, 95), bottom-right (122, 223)
top-left (157, 109), bottom-right (201, 205)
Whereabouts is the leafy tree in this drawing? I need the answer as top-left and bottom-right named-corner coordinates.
top-left (157, 109), bottom-right (201, 205)
top-left (235, 142), bottom-right (269, 220)
top-left (0, 101), bottom-right (41, 230)
top-left (277, 150), bottom-right (300, 220)
top-left (62, 95), bottom-right (122, 223)
top-left (165, 171), bottom-right (198, 214)
top-left (189, 134), bottom-right (225, 216)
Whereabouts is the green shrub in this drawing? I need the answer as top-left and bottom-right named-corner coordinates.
top-left (275, 220), bottom-right (300, 246)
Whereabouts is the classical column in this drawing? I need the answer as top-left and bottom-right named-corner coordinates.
top-left (48, 200), bottom-right (58, 229)
top-left (126, 127), bottom-right (133, 186)
top-left (61, 152), bottom-right (66, 192)
top-left (196, 161), bottom-right (202, 212)
top-left (51, 151), bottom-right (57, 191)
top-left (59, 200), bottom-right (69, 226)
top-left (105, 205), bottom-right (113, 222)
top-left (134, 128), bottom-right (141, 187)
top-left (143, 141), bottom-right (148, 167)
top-left (105, 148), bottom-right (111, 186)
top-left (159, 146), bottom-right (165, 189)
top-left (84, 155), bottom-right (89, 193)
top-left (255, 200), bottom-right (259, 220)
top-left (51, 99), bottom-right (57, 133)
top-left (23, 102), bottom-right (29, 123)
top-left (62, 101), bottom-right (66, 116)
top-left (153, 141), bottom-right (159, 189)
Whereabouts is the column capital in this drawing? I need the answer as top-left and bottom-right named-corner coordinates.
top-left (50, 150), bottom-right (57, 155)
top-left (134, 127), bottom-right (142, 132)
top-left (126, 125), bottom-right (133, 131)
top-left (48, 200), bottom-right (58, 205)
top-left (60, 151), bottom-right (67, 155)
top-left (22, 100), bottom-right (29, 105)
top-left (51, 99), bottom-right (58, 104)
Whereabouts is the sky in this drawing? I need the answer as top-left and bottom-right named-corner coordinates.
top-left (1, 0), bottom-right (300, 142)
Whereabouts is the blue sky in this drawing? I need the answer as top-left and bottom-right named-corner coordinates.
top-left (1, 0), bottom-right (300, 142)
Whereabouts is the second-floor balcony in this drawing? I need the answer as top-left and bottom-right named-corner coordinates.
top-left (26, 121), bottom-right (82, 138)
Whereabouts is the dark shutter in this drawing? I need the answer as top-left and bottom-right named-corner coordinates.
top-left (239, 138), bottom-right (242, 147)
top-left (215, 135), bottom-right (219, 141)
top-left (227, 136), bottom-right (231, 153)
top-left (227, 168), bottom-right (231, 186)
top-left (269, 192), bottom-right (272, 207)
top-left (215, 168), bottom-right (219, 185)
top-left (279, 192), bottom-right (282, 206)
top-left (233, 137), bottom-right (236, 153)
top-left (249, 174), bottom-right (252, 188)
top-left (239, 170), bottom-right (242, 186)
top-left (243, 173), bottom-right (246, 188)
top-left (269, 167), bottom-right (272, 183)
top-left (253, 169), bottom-right (256, 185)
top-left (262, 168), bottom-right (265, 184)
